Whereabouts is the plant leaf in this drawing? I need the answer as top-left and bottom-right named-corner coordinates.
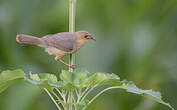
top-left (121, 81), bottom-right (174, 110)
top-left (60, 70), bottom-right (87, 91)
top-left (73, 71), bottom-right (174, 110)
top-left (79, 72), bottom-right (120, 88)
top-left (0, 69), bottom-right (25, 93)
top-left (24, 73), bottom-right (61, 91)
top-left (59, 70), bottom-right (121, 89)
top-left (60, 70), bottom-right (73, 84)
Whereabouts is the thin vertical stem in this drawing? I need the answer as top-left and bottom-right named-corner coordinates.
top-left (44, 88), bottom-right (62, 110)
top-left (68, 0), bottom-right (77, 109)
top-left (69, 92), bottom-right (72, 110)
top-left (69, 0), bottom-right (76, 109)
top-left (69, 0), bottom-right (76, 72)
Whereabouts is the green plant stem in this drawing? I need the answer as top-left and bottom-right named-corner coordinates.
top-left (56, 88), bottom-right (66, 103)
top-left (76, 89), bottom-right (82, 103)
top-left (69, 0), bottom-right (76, 109)
top-left (80, 86), bottom-right (95, 102)
top-left (66, 92), bottom-right (69, 109)
top-left (72, 91), bottom-right (77, 110)
top-left (80, 82), bottom-right (98, 102)
top-left (52, 91), bottom-right (65, 109)
top-left (81, 86), bottom-right (123, 110)
top-left (70, 92), bottom-right (73, 110)
top-left (44, 88), bottom-right (62, 110)
top-left (69, 0), bottom-right (76, 72)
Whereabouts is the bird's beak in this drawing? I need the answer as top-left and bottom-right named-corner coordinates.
top-left (90, 37), bottom-right (96, 41)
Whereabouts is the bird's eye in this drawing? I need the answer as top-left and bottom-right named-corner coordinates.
top-left (84, 35), bottom-right (89, 39)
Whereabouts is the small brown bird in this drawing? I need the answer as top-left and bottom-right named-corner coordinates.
top-left (16, 31), bottom-right (95, 69)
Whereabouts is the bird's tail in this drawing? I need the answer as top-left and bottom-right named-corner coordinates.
top-left (16, 34), bottom-right (45, 47)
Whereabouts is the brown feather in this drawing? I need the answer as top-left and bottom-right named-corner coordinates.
top-left (16, 34), bottom-right (44, 47)
top-left (42, 32), bottom-right (77, 52)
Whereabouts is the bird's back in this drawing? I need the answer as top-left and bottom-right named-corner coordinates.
top-left (42, 32), bottom-right (77, 52)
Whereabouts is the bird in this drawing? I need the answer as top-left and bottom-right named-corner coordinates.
top-left (16, 31), bottom-right (96, 69)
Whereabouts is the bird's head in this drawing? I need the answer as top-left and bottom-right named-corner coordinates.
top-left (76, 31), bottom-right (96, 41)
top-left (76, 31), bottom-right (96, 47)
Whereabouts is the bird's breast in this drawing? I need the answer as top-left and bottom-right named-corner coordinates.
top-left (45, 47), bottom-right (69, 56)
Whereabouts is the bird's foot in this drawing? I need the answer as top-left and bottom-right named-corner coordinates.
top-left (69, 64), bottom-right (76, 69)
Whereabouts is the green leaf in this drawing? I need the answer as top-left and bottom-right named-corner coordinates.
top-left (121, 81), bottom-right (174, 110)
top-left (60, 70), bottom-right (73, 84)
top-left (60, 70), bottom-right (87, 91)
top-left (73, 72), bottom-right (87, 87)
top-left (79, 72), bottom-right (120, 88)
top-left (38, 74), bottom-right (58, 83)
top-left (59, 70), bottom-right (121, 90)
top-left (0, 69), bottom-right (25, 93)
top-left (22, 69), bottom-right (172, 110)
top-left (24, 73), bottom-right (60, 91)
top-left (71, 70), bottom-right (174, 110)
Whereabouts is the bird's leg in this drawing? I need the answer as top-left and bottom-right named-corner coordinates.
top-left (55, 56), bottom-right (75, 69)
top-left (59, 59), bottom-right (76, 69)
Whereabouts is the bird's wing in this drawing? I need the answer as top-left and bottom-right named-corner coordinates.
top-left (42, 32), bottom-right (77, 52)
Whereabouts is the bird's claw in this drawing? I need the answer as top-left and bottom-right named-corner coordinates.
top-left (69, 64), bottom-right (76, 69)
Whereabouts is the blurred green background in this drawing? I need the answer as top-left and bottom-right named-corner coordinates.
top-left (0, 0), bottom-right (177, 110)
